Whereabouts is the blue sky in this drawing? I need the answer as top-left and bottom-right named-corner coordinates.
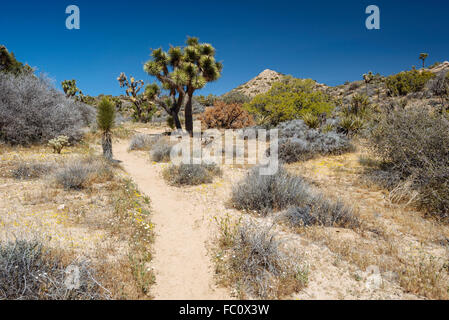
top-left (1, 0), bottom-right (449, 96)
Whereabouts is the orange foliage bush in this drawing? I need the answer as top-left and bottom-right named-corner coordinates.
top-left (200, 101), bottom-right (255, 129)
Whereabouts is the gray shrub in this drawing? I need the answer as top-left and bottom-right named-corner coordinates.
top-left (163, 163), bottom-right (222, 186)
top-left (0, 239), bottom-right (108, 300)
top-left (128, 134), bottom-right (158, 151)
top-left (150, 138), bottom-right (173, 162)
top-left (230, 221), bottom-right (306, 299)
top-left (54, 160), bottom-right (95, 190)
top-left (284, 194), bottom-right (359, 228)
top-left (0, 72), bottom-right (95, 145)
top-left (272, 120), bottom-right (352, 163)
top-left (231, 166), bottom-right (310, 215)
top-left (12, 162), bottom-right (54, 180)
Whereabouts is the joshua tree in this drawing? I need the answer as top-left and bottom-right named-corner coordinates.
top-left (97, 97), bottom-right (116, 161)
top-left (144, 36), bottom-right (222, 135)
top-left (419, 53), bottom-right (429, 68)
top-left (117, 73), bottom-right (153, 122)
top-left (61, 79), bottom-right (84, 100)
top-left (363, 71), bottom-right (374, 96)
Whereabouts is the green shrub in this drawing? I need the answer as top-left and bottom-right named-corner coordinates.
top-left (243, 78), bottom-right (334, 126)
top-left (385, 68), bottom-right (435, 96)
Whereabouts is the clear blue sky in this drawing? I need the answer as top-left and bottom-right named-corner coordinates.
top-left (2, 0), bottom-right (449, 96)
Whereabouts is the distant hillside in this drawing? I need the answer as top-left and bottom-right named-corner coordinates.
top-left (225, 69), bottom-right (285, 98)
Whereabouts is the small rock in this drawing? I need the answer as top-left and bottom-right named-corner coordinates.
top-left (57, 204), bottom-right (66, 211)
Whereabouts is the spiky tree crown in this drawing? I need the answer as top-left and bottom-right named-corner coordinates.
top-left (144, 37), bottom-right (222, 92)
top-left (419, 53), bottom-right (429, 60)
top-left (97, 98), bottom-right (115, 132)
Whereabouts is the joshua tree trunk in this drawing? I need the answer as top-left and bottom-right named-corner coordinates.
top-left (170, 109), bottom-right (182, 130)
top-left (185, 93), bottom-right (194, 136)
top-left (102, 131), bottom-right (113, 161)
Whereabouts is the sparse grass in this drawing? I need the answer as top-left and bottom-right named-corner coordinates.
top-left (108, 179), bottom-right (154, 297)
top-left (215, 219), bottom-right (308, 299)
top-left (163, 163), bottom-right (222, 186)
top-left (12, 161), bottom-right (54, 180)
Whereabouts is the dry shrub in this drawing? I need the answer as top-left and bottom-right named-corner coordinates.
top-left (54, 157), bottom-right (114, 190)
top-left (128, 134), bottom-right (158, 151)
top-left (0, 72), bottom-right (95, 145)
top-left (0, 239), bottom-right (108, 300)
top-left (200, 101), bottom-right (255, 129)
top-left (367, 107), bottom-right (449, 220)
top-left (12, 161), bottom-right (54, 180)
top-left (271, 120), bottom-right (352, 164)
top-left (283, 194), bottom-right (359, 229)
top-left (163, 163), bottom-right (222, 186)
top-left (222, 220), bottom-right (308, 299)
top-left (150, 137), bottom-right (174, 162)
top-left (231, 166), bottom-right (310, 216)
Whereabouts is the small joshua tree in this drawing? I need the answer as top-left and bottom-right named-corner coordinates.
top-left (419, 53), bottom-right (429, 68)
top-left (144, 36), bottom-right (222, 135)
top-left (117, 73), bottom-right (154, 122)
top-left (363, 71), bottom-right (374, 96)
top-left (97, 97), bottom-right (115, 161)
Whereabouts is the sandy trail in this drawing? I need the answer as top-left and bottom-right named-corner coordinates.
top-left (114, 138), bottom-right (230, 300)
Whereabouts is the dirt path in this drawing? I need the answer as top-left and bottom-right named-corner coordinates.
top-left (114, 138), bottom-right (230, 300)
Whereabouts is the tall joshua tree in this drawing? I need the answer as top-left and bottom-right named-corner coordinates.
top-left (144, 37), bottom-right (222, 135)
top-left (97, 97), bottom-right (115, 161)
top-left (117, 73), bottom-right (154, 122)
top-left (419, 53), bottom-right (429, 68)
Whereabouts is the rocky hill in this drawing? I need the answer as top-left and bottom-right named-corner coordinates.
top-left (226, 69), bottom-right (286, 98)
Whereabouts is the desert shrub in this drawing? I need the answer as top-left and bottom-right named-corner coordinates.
top-left (0, 72), bottom-right (95, 145)
top-left (128, 134), bottom-right (158, 151)
top-left (55, 161), bottom-right (93, 190)
top-left (12, 162), bottom-right (54, 180)
top-left (149, 137), bottom-right (174, 162)
top-left (348, 82), bottom-right (361, 91)
top-left (226, 221), bottom-right (307, 299)
top-left (0, 239), bottom-right (108, 300)
top-left (244, 78), bottom-right (334, 126)
top-left (283, 194), bottom-right (358, 228)
top-left (54, 158), bottom-right (113, 190)
top-left (428, 71), bottom-right (449, 111)
top-left (272, 120), bottom-right (352, 163)
top-left (231, 166), bottom-right (310, 215)
top-left (367, 108), bottom-right (449, 219)
top-left (385, 68), bottom-right (435, 96)
top-left (200, 101), bottom-right (255, 129)
top-left (221, 91), bottom-right (251, 104)
top-left (163, 163), bottom-right (222, 186)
